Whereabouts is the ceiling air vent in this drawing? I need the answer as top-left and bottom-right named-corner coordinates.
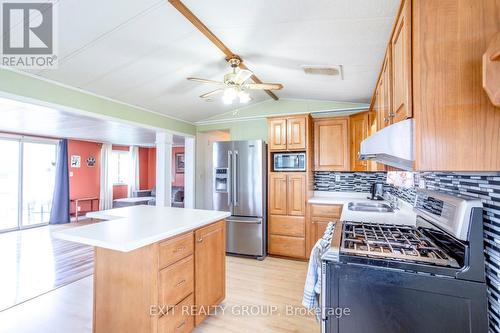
top-left (302, 65), bottom-right (343, 79)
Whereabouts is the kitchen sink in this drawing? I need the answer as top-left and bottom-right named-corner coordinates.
top-left (347, 202), bottom-right (394, 213)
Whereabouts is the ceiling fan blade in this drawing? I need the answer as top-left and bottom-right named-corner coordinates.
top-left (233, 69), bottom-right (253, 84)
top-left (245, 83), bottom-right (284, 90)
top-left (187, 77), bottom-right (224, 85)
top-left (200, 89), bottom-right (224, 99)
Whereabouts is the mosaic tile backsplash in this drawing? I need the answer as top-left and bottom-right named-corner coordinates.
top-left (314, 171), bottom-right (389, 192)
top-left (314, 171), bottom-right (500, 333)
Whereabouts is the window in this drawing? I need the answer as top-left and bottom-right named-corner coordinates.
top-left (0, 136), bottom-right (57, 231)
top-left (110, 150), bottom-right (130, 185)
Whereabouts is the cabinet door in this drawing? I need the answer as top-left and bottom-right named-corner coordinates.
top-left (286, 116), bottom-right (307, 150)
top-left (269, 173), bottom-right (288, 215)
top-left (287, 173), bottom-right (306, 216)
top-left (314, 118), bottom-right (350, 171)
top-left (380, 52), bottom-right (393, 129)
top-left (268, 118), bottom-right (287, 150)
top-left (391, 0), bottom-right (412, 123)
top-left (194, 221), bottom-right (225, 325)
top-left (374, 79), bottom-right (384, 131)
top-left (350, 112), bottom-right (369, 171)
top-left (312, 217), bottom-right (334, 243)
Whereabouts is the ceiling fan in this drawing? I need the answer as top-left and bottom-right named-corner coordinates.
top-left (187, 56), bottom-right (283, 104)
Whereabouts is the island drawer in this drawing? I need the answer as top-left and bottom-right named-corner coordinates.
top-left (158, 294), bottom-right (194, 333)
top-left (159, 255), bottom-right (194, 307)
top-left (159, 232), bottom-right (194, 269)
top-left (311, 204), bottom-right (342, 218)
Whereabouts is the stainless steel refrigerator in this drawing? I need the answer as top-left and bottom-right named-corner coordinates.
top-left (213, 140), bottom-right (267, 259)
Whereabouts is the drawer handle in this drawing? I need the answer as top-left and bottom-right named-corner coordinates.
top-left (173, 246), bottom-right (185, 253)
top-left (176, 279), bottom-right (186, 287)
top-left (197, 237), bottom-right (203, 243)
top-left (176, 320), bottom-right (186, 329)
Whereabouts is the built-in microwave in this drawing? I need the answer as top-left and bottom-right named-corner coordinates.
top-left (273, 152), bottom-right (306, 172)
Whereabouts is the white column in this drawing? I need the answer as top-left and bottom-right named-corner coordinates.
top-left (184, 136), bottom-right (195, 209)
top-left (155, 132), bottom-right (173, 207)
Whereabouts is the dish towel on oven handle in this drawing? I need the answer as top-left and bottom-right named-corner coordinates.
top-left (302, 239), bottom-right (324, 319)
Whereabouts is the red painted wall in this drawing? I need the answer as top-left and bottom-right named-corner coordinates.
top-left (172, 147), bottom-right (184, 187)
top-left (67, 143), bottom-right (182, 208)
top-left (139, 147), bottom-right (150, 190)
top-left (68, 140), bottom-right (101, 214)
top-left (148, 148), bottom-right (156, 189)
top-left (112, 145), bottom-right (129, 151)
top-left (138, 147), bottom-right (184, 189)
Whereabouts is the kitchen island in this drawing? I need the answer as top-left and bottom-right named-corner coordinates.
top-left (55, 205), bottom-right (230, 333)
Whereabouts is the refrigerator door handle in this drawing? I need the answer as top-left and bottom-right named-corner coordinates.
top-left (226, 218), bottom-right (262, 224)
top-left (227, 150), bottom-right (232, 206)
top-left (233, 150), bottom-right (239, 206)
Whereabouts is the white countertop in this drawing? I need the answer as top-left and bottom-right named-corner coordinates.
top-left (309, 191), bottom-right (416, 225)
top-left (53, 206), bottom-right (230, 252)
top-left (113, 197), bottom-right (153, 203)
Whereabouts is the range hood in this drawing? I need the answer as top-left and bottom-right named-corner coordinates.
top-left (359, 119), bottom-right (414, 170)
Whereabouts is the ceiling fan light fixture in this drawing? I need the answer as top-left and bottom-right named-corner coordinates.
top-left (238, 90), bottom-right (251, 104)
top-left (222, 87), bottom-right (237, 104)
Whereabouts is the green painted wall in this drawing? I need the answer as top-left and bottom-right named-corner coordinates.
top-left (197, 98), bottom-right (368, 123)
top-left (197, 118), bottom-right (268, 141)
top-left (0, 69), bottom-right (196, 135)
top-left (195, 98), bottom-right (369, 142)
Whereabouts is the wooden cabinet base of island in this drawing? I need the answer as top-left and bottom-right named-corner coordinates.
top-left (92, 220), bottom-right (225, 333)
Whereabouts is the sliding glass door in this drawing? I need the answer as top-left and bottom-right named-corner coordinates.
top-left (21, 142), bottom-right (57, 227)
top-left (0, 137), bottom-right (57, 231)
top-left (0, 139), bottom-right (20, 232)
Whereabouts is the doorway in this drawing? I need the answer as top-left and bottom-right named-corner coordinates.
top-left (0, 136), bottom-right (57, 232)
top-left (195, 130), bottom-right (230, 209)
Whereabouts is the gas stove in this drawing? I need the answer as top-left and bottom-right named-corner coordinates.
top-left (319, 189), bottom-right (488, 333)
top-left (340, 221), bottom-right (460, 268)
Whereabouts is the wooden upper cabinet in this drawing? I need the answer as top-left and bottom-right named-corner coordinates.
top-left (194, 221), bottom-right (225, 325)
top-left (286, 116), bottom-right (307, 150)
top-left (268, 116), bottom-right (307, 151)
top-left (268, 118), bottom-right (287, 150)
top-left (269, 173), bottom-right (288, 215)
top-left (287, 173), bottom-right (306, 216)
top-left (391, 0), bottom-right (412, 123)
top-left (314, 118), bottom-right (350, 171)
top-left (349, 112), bottom-right (369, 171)
top-left (412, 0), bottom-right (500, 171)
top-left (379, 51), bottom-right (393, 130)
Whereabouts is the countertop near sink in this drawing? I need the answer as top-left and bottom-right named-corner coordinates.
top-left (308, 191), bottom-right (416, 225)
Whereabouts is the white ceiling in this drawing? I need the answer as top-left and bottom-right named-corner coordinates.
top-left (0, 97), bottom-right (185, 146)
top-left (21, 0), bottom-right (399, 122)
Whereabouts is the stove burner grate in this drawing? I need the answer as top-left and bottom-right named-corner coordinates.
top-left (341, 221), bottom-right (460, 267)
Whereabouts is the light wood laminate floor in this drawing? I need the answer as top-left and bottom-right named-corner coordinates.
top-left (0, 256), bottom-right (318, 333)
top-left (0, 221), bottom-right (96, 311)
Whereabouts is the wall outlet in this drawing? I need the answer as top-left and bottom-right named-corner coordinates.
top-left (335, 174), bottom-right (341, 182)
top-left (69, 171), bottom-right (73, 177)
top-left (77, 206), bottom-right (81, 211)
